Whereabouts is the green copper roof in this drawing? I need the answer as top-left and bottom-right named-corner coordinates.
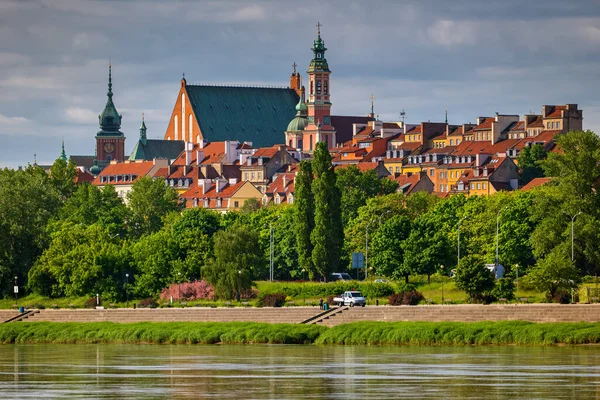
top-left (129, 139), bottom-right (185, 161)
top-left (308, 29), bottom-right (330, 73)
top-left (287, 92), bottom-right (308, 132)
top-left (185, 85), bottom-right (299, 148)
top-left (59, 140), bottom-right (67, 161)
top-left (97, 64), bottom-right (124, 137)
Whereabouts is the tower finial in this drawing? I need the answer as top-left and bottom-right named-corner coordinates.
top-left (371, 93), bottom-right (375, 115)
top-left (292, 62), bottom-right (297, 74)
top-left (60, 139), bottom-right (67, 161)
top-left (316, 21), bottom-right (322, 36)
top-left (445, 107), bottom-right (448, 124)
top-left (107, 61), bottom-right (113, 99)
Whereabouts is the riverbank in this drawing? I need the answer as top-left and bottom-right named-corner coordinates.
top-left (2, 321), bottom-right (600, 346)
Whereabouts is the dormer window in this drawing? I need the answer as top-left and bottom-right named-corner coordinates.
top-left (204, 199), bottom-right (209, 208)
top-left (217, 198), bottom-right (222, 208)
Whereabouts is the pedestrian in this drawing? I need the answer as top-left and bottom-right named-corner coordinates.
top-left (319, 298), bottom-right (323, 310)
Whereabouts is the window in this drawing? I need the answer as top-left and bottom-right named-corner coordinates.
top-left (288, 195), bottom-right (294, 204)
top-left (244, 173), bottom-right (249, 180)
top-left (476, 183), bottom-right (481, 189)
top-left (439, 171), bottom-right (443, 178)
top-left (258, 172), bottom-right (262, 180)
top-left (450, 139), bottom-right (454, 146)
top-left (483, 182), bottom-right (487, 189)
top-left (395, 167), bottom-right (400, 173)
top-left (547, 122), bottom-right (551, 129)
top-left (316, 81), bottom-right (322, 94)
top-left (389, 167), bottom-right (393, 173)
top-left (251, 172), bottom-right (255, 180)
top-left (324, 81), bottom-right (328, 94)
top-left (234, 201), bottom-right (239, 208)
top-left (275, 196), bottom-right (280, 205)
top-left (429, 169), bottom-right (434, 177)
top-left (471, 183), bottom-right (475, 190)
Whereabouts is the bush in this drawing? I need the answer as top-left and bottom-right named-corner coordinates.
top-left (550, 289), bottom-right (571, 304)
top-left (388, 291), bottom-right (424, 305)
top-left (388, 293), bottom-right (404, 306)
top-left (491, 276), bottom-right (516, 301)
top-left (138, 298), bottom-right (158, 308)
top-left (258, 281), bottom-right (395, 299)
top-left (402, 291), bottom-right (425, 305)
top-left (32, 303), bottom-right (46, 310)
top-left (257, 293), bottom-right (286, 307)
top-left (160, 280), bottom-right (214, 302)
top-left (240, 288), bottom-right (258, 300)
top-left (84, 297), bottom-right (100, 308)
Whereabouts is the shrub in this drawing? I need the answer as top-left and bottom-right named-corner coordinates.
top-left (402, 291), bottom-right (425, 305)
top-left (138, 298), bottom-right (158, 308)
top-left (491, 276), bottom-right (516, 301)
top-left (160, 280), bottom-right (214, 302)
top-left (550, 289), bottom-right (571, 304)
top-left (388, 293), bottom-right (404, 306)
top-left (32, 304), bottom-right (46, 310)
top-left (257, 293), bottom-right (286, 307)
top-left (84, 297), bottom-right (100, 308)
top-left (396, 282), bottom-right (418, 294)
top-left (359, 283), bottom-right (395, 298)
top-left (326, 295), bottom-right (334, 305)
top-left (240, 288), bottom-right (258, 300)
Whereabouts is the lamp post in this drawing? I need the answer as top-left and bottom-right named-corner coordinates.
top-left (563, 211), bottom-right (582, 262)
top-left (125, 273), bottom-right (129, 308)
top-left (14, 276), bottom-right (18, 307)
top-left (514, 265), bottom-right (519, 298)
top-left (269, 217), bottom-right (280, 282)
top-left (457, 216), bottom-right (468, 269)
top-left (440, 265), bottom-right (445, 304)
top-left (379, 210), bottom-right (391, 226)
top-left (496, 206), bottom-right (508, 266)
top-left (365, 219), bottom-right (376, 280)
top-left (237, 270), bottom-right (242, 302)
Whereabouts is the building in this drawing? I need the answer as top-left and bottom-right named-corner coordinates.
top-left (92, 159), bottom-right (169, 201)
top-left (128, 115), bottom-right (184, 162)
top-left (180, 180), bottom-right (263, 212)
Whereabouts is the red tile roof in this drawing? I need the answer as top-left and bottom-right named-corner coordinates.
top-left (75, 169), bottom-right (94, 184)
top-left (266, 172), bottom-right (295, 198)
top-left (92, 161), bottom-right (156, 185)
top-left (172, 142), bottom-right (228, 166)
top-left (521, 177), bottom-right (553, 191)
top-left (513, 130), bottom-right (561, 150)
top-left (474, 117), bottom-right (494, 130)
top-left (527, 116), bottom-right (544, 127)
top-left (395, 173), bottom-right (421, 194)
top-left (180, 180), bottom-right (245, 200)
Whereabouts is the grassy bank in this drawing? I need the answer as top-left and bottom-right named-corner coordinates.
top-left (0, 322), bottom-right (325, 345)
top-left (2, 321), bottom-right (600, 346)
top-left (315, 321), bottom-right (600, 346)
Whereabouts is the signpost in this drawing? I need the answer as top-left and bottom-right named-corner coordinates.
top-left (352, 252), bottom-right (364, 280)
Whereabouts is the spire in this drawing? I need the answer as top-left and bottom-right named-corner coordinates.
top-left (309, 22), bottom-right (329, 73)
top-left (33, 153), bottom-right (37, 167)
top-left (369, 94), bottom-right (375, 121)
top-left (107, 61), bottom-right (113, 99)
top-left (140, 112), bottom-right (147, 145)
top-left (292, 62), bottom-right (297, 74)
top-left (445, 107), bottom-right (448, 124)
top-left (60, 139), bottom-right (67, 161)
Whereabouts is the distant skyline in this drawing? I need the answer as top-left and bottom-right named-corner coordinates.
top-left (1, 0), bottom-right (600, 168)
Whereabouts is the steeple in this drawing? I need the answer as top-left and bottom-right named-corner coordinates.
top-left (445, 107), bottom-right (448, 124)
top-left (369, 94), bottom-right (375, 120)
top-left (140, 113), bottom-right (147, 145)
top-left (59, 139), bottom-right (67, 161)
top-left (308, 22), bottom-right (330, 73)
top-left (97, 62), bottom-right (123, 136)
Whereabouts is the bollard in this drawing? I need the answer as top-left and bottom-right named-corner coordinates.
top-left (376, 299), bottom-right (379, 306)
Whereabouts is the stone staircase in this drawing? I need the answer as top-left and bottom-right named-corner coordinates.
top-left (19, 307), bottom-right (322, 324)
top-left (0, 310), bottom-right (20, 323)
top-left (315, 304), bottom-right (600, 327)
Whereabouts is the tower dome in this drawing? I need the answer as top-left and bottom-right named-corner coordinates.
top-left (287, 88), bottom-right (308, 132)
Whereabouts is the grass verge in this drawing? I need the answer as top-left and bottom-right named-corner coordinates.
top-left (0, 322), bottom-right (326, 345)
top-left (315, 321), bottom-right (600, 346)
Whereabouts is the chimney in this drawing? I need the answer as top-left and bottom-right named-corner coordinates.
top-left (353, 123), bottom-right (358, 136)
top-left (228, 178), bottom-right (238, 185)
top-left (199, 179), bottom-right (212, 195)
top-left (216, 179), bottom-right (227, 193)
top-left (247, 157), bottom-right (252, 166)
top-left (258, 157), bottom-right (263, 166)
top-left (542, 105), bottom-right (552, 118)
top-left (196, 150), bottom-right (204, 164)
top-left (282, 175), bottom-right (287, 187)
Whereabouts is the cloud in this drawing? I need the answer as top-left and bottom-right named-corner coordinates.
top-left (0, 113), bottom-right (30, 125)
top-left (65, 107), bottom-right (98, 124)
top-left (427, 19), bottom-right (477, 47)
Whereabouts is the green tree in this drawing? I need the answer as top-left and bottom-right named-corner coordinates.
top-left (0, 165), bottom-right (61, 296)
top-left (527, 243), bottom-right (580, 300)
top-left (518, 144), bottom-right (547, 186)
top-left (49, 157), bottom-right (78, 200)
top-left (294, 161), bottom-right (315, 277)
top-left (127, 177), bottom-right (181, 237)
top-left (204, 224), bottom-right (262, 300)
top-left (454, 254), bottom-right (495, 302)
top-left (370, 215), bottom-right (411, 279)
top-left (311, 142), bottom-right (343, 280)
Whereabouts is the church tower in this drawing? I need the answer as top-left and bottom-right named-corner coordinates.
top-left (96, 63), bottom-right (125, 166)
top-left (303, 22), bottom-right (336, 151)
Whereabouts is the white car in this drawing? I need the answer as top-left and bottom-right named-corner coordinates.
top-left (333, 291), bottom-right (367, 307)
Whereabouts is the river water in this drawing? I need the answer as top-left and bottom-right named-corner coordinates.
top-left (1, 344), bottom-right (600, 399)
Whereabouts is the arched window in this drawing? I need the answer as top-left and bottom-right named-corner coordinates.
top-left (181, 93), bottom-right (186, 142)
top-left (316, 81), bottom-right (322, 94)
top-left (174, 115), bottom-right (179, 140)
top-left (309, 135), bottom-right (313, 150)
top-left (324, 81), bottom-right (328, 94)
top-left (189, 114), bottom-right (193, 142)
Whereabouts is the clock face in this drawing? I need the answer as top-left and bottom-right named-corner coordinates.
top-left (104, 143), bottom-right (115, 154)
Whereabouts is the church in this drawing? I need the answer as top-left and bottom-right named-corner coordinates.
top-left (162, 24), bottom-right (367, 152)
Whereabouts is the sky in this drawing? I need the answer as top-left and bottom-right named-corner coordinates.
top-left (1, 0), bottom-right (600, 168)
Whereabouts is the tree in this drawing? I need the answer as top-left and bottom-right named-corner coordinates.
top-left (0, 165), bottom-right (61, 296)
top-left (49, 157), bottom-right (77, 200)
top-left (518, 144), bottom-right (547, 186)
top-left (527, 243), bottom-right (580, 301)
top-left (204, 224), bottom-right (262, 300)
top-left (370, 215), bottom-right (411, 279)
top-left (127, 177), bottom-right (181, 237)
top-left (311, 142), bottom-right (343, 280)
top-left (294, 161), bottom-right (315, 277)
top-left (454, 254), bottom-right (495, 302)
top-left (402, 212), bottom-right (453, 283)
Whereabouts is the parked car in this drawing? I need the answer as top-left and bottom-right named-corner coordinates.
top-left (333, 291), bottom-right (367, 307)
top-left (330, 272), bottom-right (353, 281)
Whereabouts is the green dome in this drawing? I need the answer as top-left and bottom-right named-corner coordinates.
top-left (90, 160), bottom-right (101, 176)
top-left (287, 115), bottom-right (308, 132)
top-left (296, 100), bottom-right (308, 113)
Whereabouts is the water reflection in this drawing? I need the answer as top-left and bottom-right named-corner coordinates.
top-left (1, 345), bottom-right (600, 398)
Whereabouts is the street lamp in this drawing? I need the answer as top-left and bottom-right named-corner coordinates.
top-left (496, 206), bottom-right (508, 266)
top-left (302, 268), bottom-right (306, 281)
top-left (365, 219), bottom-right (376, 280)
top-left (237, 270), bottom-right (242, 302)
top-left (125, 273), bottom-right (129, 307)
top-left (457, 216), bottom-right (468, 269)
top-left (563, 211), bottom-right (582, 262)
top-left (269, 216), bottom-right (281, 282)
top-left (14, 276), bottom-right (18, 307)
top-left (514, 264), bottom-right (519, 298)
top-left (379, 210), bottom-right (391, 226)
top-left (440, 265), bottom-right (445, 304)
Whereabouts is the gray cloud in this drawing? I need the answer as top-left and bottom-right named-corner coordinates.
top-left (0, 0), bottom-right (599, 168)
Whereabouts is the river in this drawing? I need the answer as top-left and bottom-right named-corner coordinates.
top-left (1, 344), bottom-right (599, 399)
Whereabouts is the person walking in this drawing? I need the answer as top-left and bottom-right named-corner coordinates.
top-left (319, 298), bottom-right (324, 310)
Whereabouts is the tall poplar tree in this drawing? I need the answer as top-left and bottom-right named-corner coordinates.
top-left (311, 142), bottom-right (343, 280)
top-left (294, 160), bottom-right (315, 278)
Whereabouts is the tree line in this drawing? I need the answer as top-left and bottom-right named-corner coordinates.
top-left (1, 130), bottom-right (598, 302)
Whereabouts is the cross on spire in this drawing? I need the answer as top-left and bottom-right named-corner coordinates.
top-left (292, 62), bottom-right (297, 74)
top-left (316, 21), bottom-right (322, 35)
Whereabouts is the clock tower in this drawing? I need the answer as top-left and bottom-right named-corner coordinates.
top-left (303, 22), bottom-right (336, 151)
top-left (96, 63), bottom-right (125, 166)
